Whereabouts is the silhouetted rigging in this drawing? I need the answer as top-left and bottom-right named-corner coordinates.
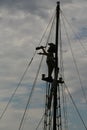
top-left (0, 1), bottom-right (87, 130)
top-left (35, 1), bottom-right (87, 130)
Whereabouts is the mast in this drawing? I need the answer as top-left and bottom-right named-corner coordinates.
top-left (53, 1), bottom-right (61, 130)
top-left (36, 2), bottom-right (64, 130)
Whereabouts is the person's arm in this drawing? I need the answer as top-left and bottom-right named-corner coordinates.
top-left (41, 48), bottom-right (48, 55)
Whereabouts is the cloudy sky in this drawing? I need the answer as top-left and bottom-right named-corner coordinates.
top-left (0, 0), bottom-right (87, 130)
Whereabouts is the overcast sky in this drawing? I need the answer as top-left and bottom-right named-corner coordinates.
top-left (0, 0), bottom-right (87, 130)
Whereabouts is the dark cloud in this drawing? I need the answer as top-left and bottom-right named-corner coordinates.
top-left (0, 0), bottom-right (48, 19)
top-left (0, 0), bottom-right (72, 18)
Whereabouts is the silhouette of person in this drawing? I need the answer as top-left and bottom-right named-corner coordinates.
top-left (37, 43), bottom-right (56, 80)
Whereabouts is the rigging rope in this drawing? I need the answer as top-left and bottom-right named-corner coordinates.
top-left (0, 9), bottom-right (56, 121)
top-left (59, 25), bottom-right (87, 129)
top-left (0, 57), bottom-right (33, 120)
top-left (18, 10), bottom-right (56, 130)
top-left (61, 13), bottom-right (87, 106)
top-left (59, 21), bottom-right (68, 130)
top-left (60, 9), bottom-right (87, 54)
top-left (19, 55), bottom-right (44, 130)
top-left (59, 10), bottom-right (87, 129)
top-left (64, 82), bottom-right (87, 130)
top-left (36, 114), bottom-right (44, 130)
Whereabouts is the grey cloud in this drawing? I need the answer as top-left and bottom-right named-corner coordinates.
top-left (0, 0), bottom-right (73, 19)
top-left (60, 0), bottom-right (72, 3)
top-left (0, 0), bottom-right (86, 130)
top-left (0, 0), bottom-right (49, 18)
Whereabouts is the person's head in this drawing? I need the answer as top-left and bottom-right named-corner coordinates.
top-left (48, 43), bottom-right (56, 53)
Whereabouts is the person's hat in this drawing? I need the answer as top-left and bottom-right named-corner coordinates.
top-left (48, 43), bottom-right (56, 53)
top-left (48, 43), bottom-right (55, 46)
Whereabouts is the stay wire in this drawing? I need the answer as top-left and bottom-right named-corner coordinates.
top-left (59, 22), bottom-right (68, 130)
top-left (0, 57), bottom-right (33, 120)
top-left (64, 82), bottom-right (87, 130)
top-left (36, 114), bottom-right (44, 130)
top-left (19, 10), bottom-right (56, 130)
top-left (19, 55), bottom-right (44, 130)
top-left (0, 9), bottom-right (56, 121)
top-left (35, 13), bottom-right (56, 130)
top-left (45, 9), bottom-right (56, 47)
top-left (61, 14), bottom-right (87, 106)
top-left (20, 14), bottom-right (56, 130)
top-left (35, 13), bottom-right (56, 129)
top-left (36, 8), bottom-right (56, 48)
top-left (60, 9), bottom-right (87, 54)
top-left (59, 18), bottom-right (64, 78)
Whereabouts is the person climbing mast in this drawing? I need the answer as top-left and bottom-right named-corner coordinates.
top-left (36, 43), bottom-right (56, 81)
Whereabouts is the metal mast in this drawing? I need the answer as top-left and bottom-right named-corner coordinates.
top-left (36, 1), bottom-right (63, 130)
top-left (53, 1), bottom-right (62, 130)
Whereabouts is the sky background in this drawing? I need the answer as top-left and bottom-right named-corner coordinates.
top-left (0, 0), bottom-right (87, 130)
